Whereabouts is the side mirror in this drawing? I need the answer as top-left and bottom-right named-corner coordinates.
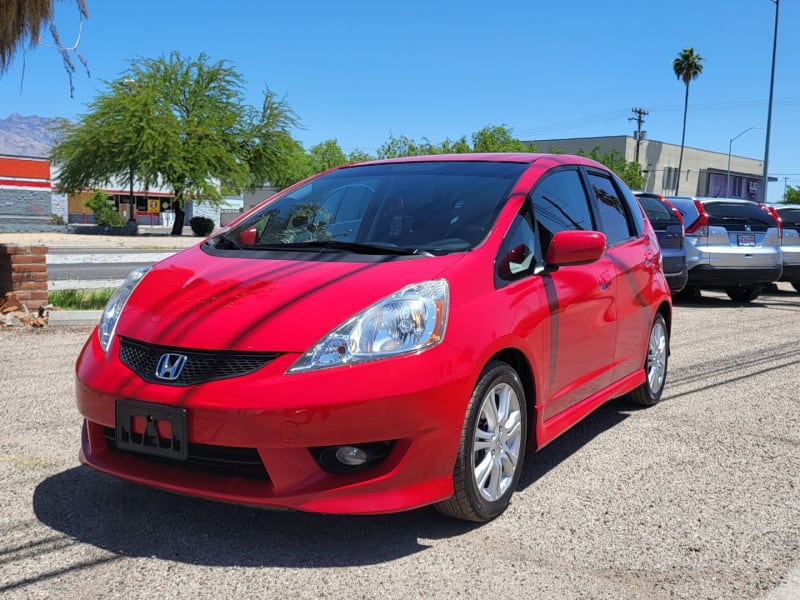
top-left (546, 230), bottom-right (606, 267)
top-left (239, 227), bottom-right (257, 246)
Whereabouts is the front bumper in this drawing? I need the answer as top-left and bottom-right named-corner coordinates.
top-left (76, 330), bottom-right (474, 515)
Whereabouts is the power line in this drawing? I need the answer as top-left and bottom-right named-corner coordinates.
top-left (517, 97), bottom-right (800, 138)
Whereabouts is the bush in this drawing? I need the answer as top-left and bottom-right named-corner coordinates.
top-left (86, 190), bottom-right (126, 227)
top-left (190, 216), bottom-right (215, 236)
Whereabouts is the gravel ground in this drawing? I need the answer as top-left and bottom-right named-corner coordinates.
top-left (0, 286), bottom-right (798, 599)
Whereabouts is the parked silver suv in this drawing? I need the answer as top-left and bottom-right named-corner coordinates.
top-left (666, 197), bottom-right (782, 301)
top-left (767, 203), bottom-right (800, 293)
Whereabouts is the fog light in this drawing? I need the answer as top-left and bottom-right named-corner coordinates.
top-left (335, 446), bottom-right (368, 466)
top-left (312, 441), bottom-right (396, 473)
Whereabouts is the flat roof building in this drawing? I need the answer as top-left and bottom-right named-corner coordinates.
top-left (529, 135), bottom-right (771, 201)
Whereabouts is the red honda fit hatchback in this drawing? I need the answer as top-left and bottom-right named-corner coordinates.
top-left (76, 153), bottom-right (672, 522)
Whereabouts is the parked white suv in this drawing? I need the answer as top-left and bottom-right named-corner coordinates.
top-left (666, 197), bottom-right (782, 301)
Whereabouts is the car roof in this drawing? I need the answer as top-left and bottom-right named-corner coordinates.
top-left (345, 152), bottom-right (609, 170)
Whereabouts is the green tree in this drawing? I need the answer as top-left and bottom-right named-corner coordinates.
top-left (471, 125), bottom-right (530, 153)
top-left (52, 51), bottom-right (300, 234)
top-left (785, 185), bottom-right (800, 204)
top-left (346, 148), bottom-right (375, 163)
top-left (578, 146), bottom-right (645, 190)
top-left (377, 134), bottom-right (430, 159)
top-left (673, 47), bottom-right (704, 195)
top-left (308, 139), bottom-right (347, 173)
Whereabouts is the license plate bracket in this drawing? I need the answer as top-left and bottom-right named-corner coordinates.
top-left (737, 234), bottom-right (756, 246)
top-left (115, 400), bottom-right (188, 461)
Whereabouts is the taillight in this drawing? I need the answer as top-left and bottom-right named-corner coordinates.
top-left (759, 204), bottom-right (783, 238)
top-left (663, 198), bottom-right (685, 240)
top-left (685, 200), bottom-right (708, 235)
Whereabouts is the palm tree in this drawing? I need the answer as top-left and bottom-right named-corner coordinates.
top-left (0, 0), bottom-right (88, 94)
top-left (672, 48), bottom-right (704, 195)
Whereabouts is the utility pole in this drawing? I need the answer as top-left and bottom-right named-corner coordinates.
top-left (629, 107), bottom-right (649, 165)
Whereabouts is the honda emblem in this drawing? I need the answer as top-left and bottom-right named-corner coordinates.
top-left (155, 353), bottom-right (188, 381)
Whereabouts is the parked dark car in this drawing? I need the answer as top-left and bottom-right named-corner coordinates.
top-left (665, 197), bottom-right (782, 302)
top-left (634, 192), bottom-right (688, 293)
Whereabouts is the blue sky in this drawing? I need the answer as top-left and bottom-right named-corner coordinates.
top-left (1, 0), bottom-right (797, 201)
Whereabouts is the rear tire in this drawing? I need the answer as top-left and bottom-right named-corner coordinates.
top-left (435, 360), bottom-right (527, 522)
top-left (627, 313), bottom-right (669, 407)
top-left (726, 286), bottom-right (762, 302)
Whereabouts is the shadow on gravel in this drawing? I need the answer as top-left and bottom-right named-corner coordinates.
top-left (517, 398), bottom-right (631, 492)
top-left (32, 466), bottom-right (473, 567)
top-left (33, 399), bottom-right (635, 568)
top-left (33, 401), bottom-right (629, 568)
top-left (672, 288), bottom-right (798, 309)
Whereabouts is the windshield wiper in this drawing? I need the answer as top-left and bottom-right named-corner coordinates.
top-left (251, 240), bottom-right (431, 256)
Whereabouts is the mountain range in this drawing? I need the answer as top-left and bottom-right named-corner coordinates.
top-left (0, 113), bottom-right (68, 158)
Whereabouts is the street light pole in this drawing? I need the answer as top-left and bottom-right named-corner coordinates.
top-left (726, 126), bottom-right (762, 197)
top-left (762, 0), bottom-right (779, 202)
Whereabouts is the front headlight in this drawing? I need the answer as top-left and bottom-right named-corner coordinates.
top-left (288, 279), bottom-right (449, 373)
top-left (98, 266), bottom-right (150, 352)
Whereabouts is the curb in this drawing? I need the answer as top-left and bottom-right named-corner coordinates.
top-left (48, 310), bottom-right (101, 327)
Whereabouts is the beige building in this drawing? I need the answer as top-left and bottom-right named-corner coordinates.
top-left (530, 135), bottom-right (770, 201)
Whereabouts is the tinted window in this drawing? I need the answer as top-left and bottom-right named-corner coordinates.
top-left (638, 196), bottom-right (678, 226)
top-left (227, 161), bottom-right (527, 254)
top-left (531, 169), bottom-right (594, 255)
top-left (703, 202), bottom-right (775, 232)
top-left (587, 173), bottom-right (634, 245)
top-left (776, 207), bottom-right (800, 229)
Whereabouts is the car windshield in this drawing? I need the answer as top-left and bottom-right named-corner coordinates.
top-left (219, 161), bottom-right (526, 255)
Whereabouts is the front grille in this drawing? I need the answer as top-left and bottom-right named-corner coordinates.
top-left (119, 337), bottom-right (280, 386)
top-left (103, 427), bottom-right (270, 481)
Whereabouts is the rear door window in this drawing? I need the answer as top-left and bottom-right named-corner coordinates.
top-left (586, 172), bottom-right (636, 245)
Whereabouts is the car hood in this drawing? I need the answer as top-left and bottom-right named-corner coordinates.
top-left (115, 245), bottom-right (465, 352)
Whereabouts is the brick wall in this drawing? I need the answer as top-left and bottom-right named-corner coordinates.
top-left (0, 245), bottom-right (48, 309)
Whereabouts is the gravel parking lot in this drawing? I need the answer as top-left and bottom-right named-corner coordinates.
top-left (1, 286), bottom-right (798, 599)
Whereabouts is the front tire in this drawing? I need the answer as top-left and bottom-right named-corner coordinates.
top-left (436, 360), bottom-right (527, 522)
top-left (627, 313), bottom-right (669, 407)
